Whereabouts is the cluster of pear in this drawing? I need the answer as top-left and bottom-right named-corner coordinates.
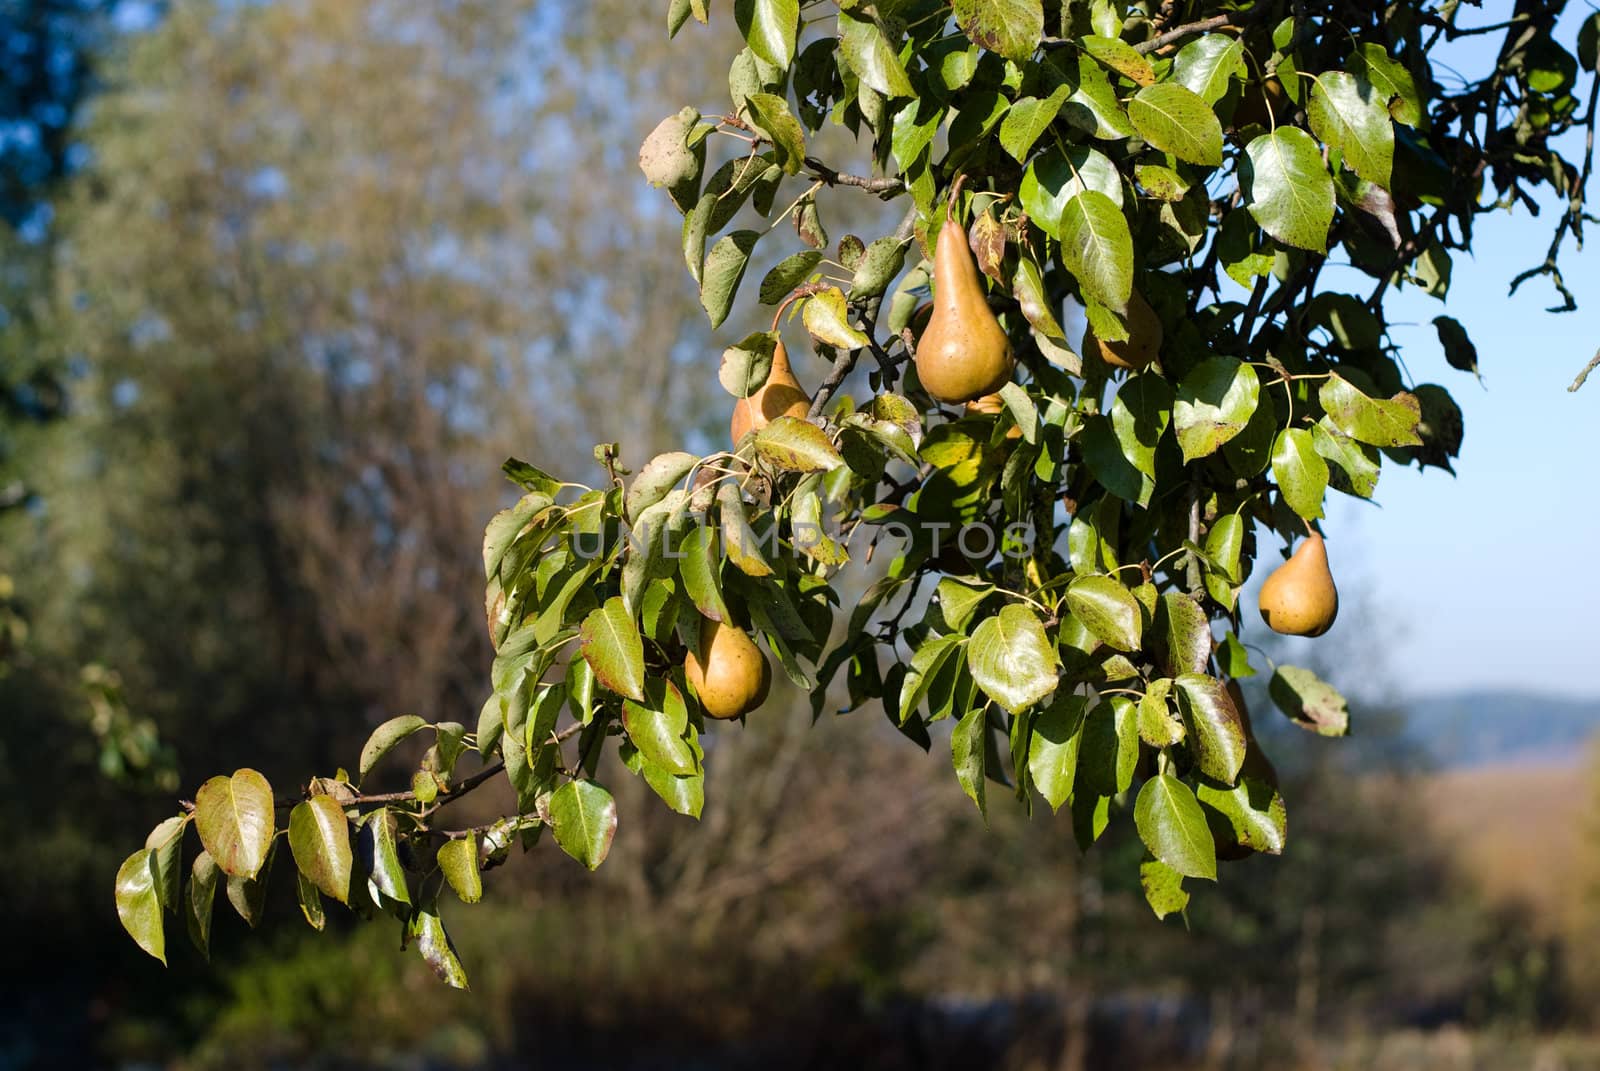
top-left (1258, 531), bottom-right (1339, 637)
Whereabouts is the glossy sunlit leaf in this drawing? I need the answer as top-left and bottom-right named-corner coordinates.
top-left (967, 604), bottom-right (1060, 714)
top-left (438, 834), bottom-right (483, 904)
top-left (1134, 774), bottom-right (1217, 880)
top-left (1059, 190), bottom-right (1133, 312)
top-left (1066, 575), bottom-right (1141, 651)
top-left (1307, 70), bottom-right (1394, 187)
top-left (1271, 428), bottom-right (1329, 520)
top-left (194, 768), bottom-right (276, 879)
top-left (288, 795), bottom-right (352, 904)
top-left (1174, 357), bottom-right (1258, 462)
top-left (115, 849), bottom-right (165, 965)
top-left (549, 780), bottom-right (619, 870)
top-left (580, 597), bottom-right (646, 702)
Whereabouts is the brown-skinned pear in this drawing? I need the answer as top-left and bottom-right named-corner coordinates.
top-left (914, 211), bottom-right (1014, 403)
top-left (684, 616), bottom-right (771, 720)
top-left (1082, 288), bottom-right (1163, 371)
top-left (1257, 531), bottom-right (1339, 637)
top-left (730, 337), bottom-right (810, 447)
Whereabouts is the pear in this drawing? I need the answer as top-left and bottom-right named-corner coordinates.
top-left (1257, 531), bottom-right (1339, 637)
top-left (684, 616), bottom-right (771, 720)
top-left (1082, 288), bottom-right (1163, 371)
top-left (730, 338), bottom-right (810, 446)
top-left (964, 392), bottom-right (1021, 440)
top-left (914, 212), bottom-right (1015, 403)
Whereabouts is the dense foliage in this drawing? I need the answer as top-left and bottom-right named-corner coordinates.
top-left (113, 0), bottom-right (1600, 988)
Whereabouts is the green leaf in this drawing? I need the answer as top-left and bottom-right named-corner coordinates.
top-left (803, 286), bottom-right (871, 349)
top-left (1173, 34), bottom-right (1245, 104)
top-left (952, 0), bottom-right (1044, 63)
top-left (1029, 692), bottom-right (1089, 811)
top-left (734, 0), bottom-right (798, 67)
top-left (999, 86), bottom-right (1071, 161)
top-left (1312, 421), bottom-right (1381, 498)
top-left (679, 525), bottom-right (730, 622)
top-left (1173, 357), bottom-right (1259, 462)
top-left (185, 852), bottom-right (218, 960)
top-left (744, 92), bottom-right (806, 174)
top-left (1243, 129), bottom-right (1335, 251)
top-left (1134, 774), bottom-right (1217, 880)
top-left (850, 236), bottom-right (909, 299)
top-left (623, 678), bottom-right (697, 776)
top-left (760, 250), bottom-right (824, 303)
top-left (1079, 697), bottom-right (1139, 796)
top-left (1271, 428), bottom-right (1329, 520)
top-left (1350, 44), bottom-right (1422, 126)
top-left (1080, 34), bottom-right (1155, 85)
top-left (438, 834), bottom-right (483, 904)
top-left (1021, 146), bottom-right (1124, 239)
top-left (1197, 776), bottom-right (1287, 855)
top-left (898, 635), bottom-right (965, 724)
top-left (296, 871), bottom-right (325, 931)
top-left (1204, 513), bottom-right (1245, 608)
top-left (359, 715), bottom-right (428, 780)
top-left (1307, 71), bottom-right (1393, 187)
top-left (1066, 575), bottom-right (1141, 651)
top-left (410, 904), bottom-right (471, 990)
top-left (1269, 665), bottom-right (1350, 736)
top-left (1059, 190), bottom-right (1133, 312)
top-left (952, 705), bottom-right (988, 818)
top-left (1581, 14), bottom-right (1600, 73)
top-left (668, 0), bottom-right (693, 37)
top-left (1175, 674), bottom-right (1246, 784)
top-left (225, 840), bottom-right (277, 927)
top-left (1128, 83), bottom-right (1222, 165)
top-left (717, 481), bottom-right (774, 577)
top-left (1057, 53), bottom-right (1135, 139)
top-left (1110, 373), bottom-right (1173, 479)
top-left (194, 769), bottom-right (276, 880)
top-left (622, 740), bottom-right (706, 818)
top-left (1140, 858), bottom-right (1190, 919)
top-left (1433, 315), bottom-right (1478, 377)
top-left (143, 815), bottom-right (185, 914)
top-left (936, 577), bottom-right (992, 633)
top-left (287, 795), bottom-right (352, 905)
top-left (967, 604), bottom-right (1060, 714)
top-left (1160, 594), bottom-right (1211, 677)
top-left (361, 809), bottom-right (410, 906)
top-left (1138, 680), bottom-right (1184, 747)
top-left (627, 451), bottom-right (699, 519)
top-left (838, 9), bottom-right (913, 97)
top-left (115, 849), bottom-right (166, 965)
top-left (580, 597), bottom-right (647, 702)
top-left (1318, 375), bottom-right (1423, 446)
top-left (754, 416), bottom-right (845, 472)
top-left (701, 230), bottom-right (761, 329)
top-left (549, 780), bottom-right (619, 870)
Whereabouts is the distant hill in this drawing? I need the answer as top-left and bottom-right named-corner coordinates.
top-left (1400, 691), bottom-right (1600, 768)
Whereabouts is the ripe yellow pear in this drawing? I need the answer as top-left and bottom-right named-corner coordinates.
top-left (1082, 288), bottom-right (1163, 371)
top-left (914, 211), bottom-right (1015, 403)
top-left (730, 338), bottom-right (810, 446)
top-left (684, 617), bottom-right (771, 720)
top-left (1257, 531), bottom-right (1339, 637)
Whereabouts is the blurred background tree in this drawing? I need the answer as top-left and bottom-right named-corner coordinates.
top-left (5, 1), bottom-right (1600, 1069)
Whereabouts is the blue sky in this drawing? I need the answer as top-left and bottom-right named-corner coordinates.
top-left (1245, 12), bottom-right (1600, 700)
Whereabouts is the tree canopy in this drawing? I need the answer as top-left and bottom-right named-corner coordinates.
top-left (112, 0), bottom-right (1600, 988)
